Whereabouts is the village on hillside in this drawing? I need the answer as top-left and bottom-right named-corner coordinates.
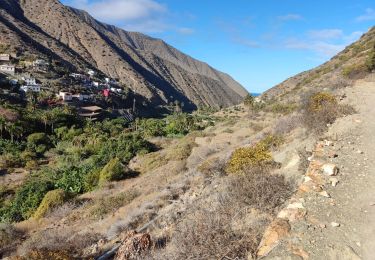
top-left (0, 51), bottom-right (135, 121)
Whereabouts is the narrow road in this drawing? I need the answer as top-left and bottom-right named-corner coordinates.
top-left (346, 80), bottom-right (375, 258)
top-left (264, 79), bottom-right (375, 259)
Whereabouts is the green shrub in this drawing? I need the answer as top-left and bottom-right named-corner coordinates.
top-left (0, 152), bottom-right (22, 168)
top-left (366, 45), bottom-right (375, 71)
top-left (33, 189), bottom-right (68, 219)
top-left (94, 133), bottom-right (153, 166)
top-left (307, 92), bottom-right (337, 112)
top-left (27, 132), bottom-right (51, 156)
top-left (226, 143), bottom-right (273, 175)
top-left (83, 169), bottom-right (101, 192)
top-left (1, 177), bottom-right (54, 222)
top-left (265, 103), bottom-right (297, 114)
top-left (342, 63), bottom-right (367, 78)
top-left (243, 94), bottom-right (255, 109)
top-left (21, 150), bottom-right (37, 161)
top-left (99, 158), bottom-right (125, 185)
top-left (136, 118), bottom-right (166, 137)
top-left (258, 135), bottom-right (284, 150)
top-left (165, 113), bottom-right (198, 136)
top-left (55, 166), bottom-right (90, 194)
top-left (25, 160), bottom-right (39, 170)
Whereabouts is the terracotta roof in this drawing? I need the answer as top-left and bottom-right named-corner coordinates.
top-left (80, 106), bottom-right (102, 112)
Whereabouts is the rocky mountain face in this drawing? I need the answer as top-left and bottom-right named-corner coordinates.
top-left (0, 0), bottom-right (248, 109)
top-left (263, 26), bottom-right (375, 102)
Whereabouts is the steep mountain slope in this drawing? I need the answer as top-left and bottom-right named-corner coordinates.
top-left (263, 26), bottom-right (375, 101)
top-left (0, 0), bottom-right (248, 109)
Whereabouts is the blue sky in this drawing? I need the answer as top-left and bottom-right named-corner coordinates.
top-left (61, 0), bottom-right (375, 93)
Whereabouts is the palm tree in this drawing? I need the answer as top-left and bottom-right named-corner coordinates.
top-left (39, 110), bottom-right (50, 132)
top-left (26, 91), bottom-right (38, 111)
top-left (13, 123), bottom-right (24, 142)
top-left (50, 108), bottom-right (63, 132)
top-left (5, 122), bottom-right (16, 143)
top-left (0, 116), bottom-right (5, 138)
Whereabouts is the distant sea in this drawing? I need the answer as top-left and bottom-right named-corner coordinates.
top-left (252, 93), bottom-right (261, 97)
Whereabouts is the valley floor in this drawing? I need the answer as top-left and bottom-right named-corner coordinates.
top-left (265, 78), bottom-right (375, 259)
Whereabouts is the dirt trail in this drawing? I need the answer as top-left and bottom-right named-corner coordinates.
top-left (264, 79), bottom-right (375, 259)
top-left (346, 80), bottom-right (375, 258)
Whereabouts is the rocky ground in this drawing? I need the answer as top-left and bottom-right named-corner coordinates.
top-left (261, 77), bottom-right (375, 260)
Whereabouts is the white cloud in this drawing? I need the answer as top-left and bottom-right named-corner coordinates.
top-left (284, 38), bottom-right (345, 57)
top-left (356, 8), bottom-right (375, 22)
top-left (284, 29), bottom-right (363, 59)
top-left (233, 37), bottom-right (260, 48)
top-left (343, 31), bottom-right (364, 42)
top-left (308, 29), bottom-right (343, 40)
top-left (177, 27), bottom-right (195, 35)
top-left (67, 0), bottom-right (168, 33)
top-left (277, 14), bottom-right (303, 21)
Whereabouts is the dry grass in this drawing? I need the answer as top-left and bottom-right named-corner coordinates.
top-left (18, 227), bottom-right (102, 257)
top-left (0, 223), bottom-right (24, 257)
top-left (137, 133), bottom-right (198, 174)
top-left (228, 166), bottom-right (292, 213)
top-left (156, 204), bottom-right (263, 260)
top-left (107, 202), bottom-right (159, 240)
top-left (13, 249), bottom-right (76, 260)
top-left (273, 114), bottom-right (303, 135)
top-left (302, 92), bottom-right (356, 134)
top-left (198, 157), bottom-right (226, 177)
top-left (90, 190), bottom-right (140, 220)
top-left (152, 164), bottom-right (292, 259)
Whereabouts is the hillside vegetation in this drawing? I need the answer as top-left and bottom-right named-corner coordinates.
top-left (0, 7), bottom-right (374, 260)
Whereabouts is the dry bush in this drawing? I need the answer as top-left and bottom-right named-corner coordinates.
top-left (107, 204), bottom-right (158, 240)
top-left (154, 202), bottom-right (264, 260)
top-left (302, 92), bottom-right (355, 134)
top-left (139, 152), bottom-right (168, 173)
top-left (45, 201), bottom-right (78, 220)
top-left (198, 157), bottom-right (226, 177)
top-left (13, 249), bottom-right (75, 260)
top-left (45, 199), bottom-right (91, 223)
top-left (139, 134), bottom-right (197, 173)
top-left (152, 165), bottom-right (292, 259)
top-left (228, 166), bottom-right (292, 213)
top-left (19, 228), bottom-right (102, 257)
top-left (90, 190), bottom-right (139, 220)
top-left (273, 114), bottom-right (303, 135)
top-left (0, 223), bottom-right (24, 257)
top-left (165, 135), bottom-right (197, 161)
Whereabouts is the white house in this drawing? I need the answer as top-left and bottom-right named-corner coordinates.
top-left (72, 93), bottom-right (91, 101)
top-left (0, 64), bottom-right (15, 75)
top-left (33, 59), bottom-right (49, 72)
top-left (92, 81), bottom-right (99, 87)
top-left (33, 59), bottom-right (49, 66)
top-left (87, 70), bottom-right (95, 77)
top-left (70, 73), bottom-right (84, 79)
top-left (58, 91), bottom-right (73, 101)
top-left (0, 54), bottom-right (10, 61)
top-left (22, 77), bottom-right (37, 85)
top-left (110, 87), bottom-right (122, 93)
top-left (21, 84), bottom-right (41, 93)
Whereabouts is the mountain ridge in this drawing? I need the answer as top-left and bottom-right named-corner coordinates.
top-left (0, 0), bottom-right (248, 109)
